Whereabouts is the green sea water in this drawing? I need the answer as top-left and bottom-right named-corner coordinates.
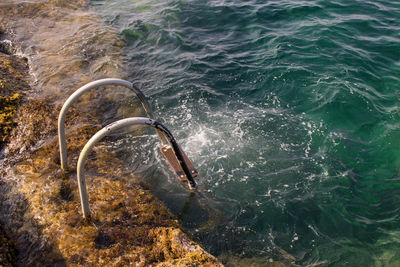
top-left (91, 0), bottom-right (400, 265)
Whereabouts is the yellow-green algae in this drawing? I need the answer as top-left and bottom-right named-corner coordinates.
top-left (0, 93), bottom-right (21, 145)
top-left (0, 51), bottom-right (29, 148)
top-left (0, 50), bottom-right (29, 266)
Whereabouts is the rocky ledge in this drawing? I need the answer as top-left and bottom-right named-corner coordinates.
top-left (0, 40), bottom-right (222, 267)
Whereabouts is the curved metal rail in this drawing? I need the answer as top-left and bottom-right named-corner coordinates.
top-left (58, 78), bottom-right (166, 170)
top-left (77, 117), bottom-right (196, 218)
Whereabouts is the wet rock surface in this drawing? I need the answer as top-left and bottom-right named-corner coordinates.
top-left (0, 44), bottom-right (28, 267)
top-left (0, 51), bottom-right (28, 149)
top-left (0, 1), bottom-right (223, 266)
top-left (0, 0), bottom-right (124, 101)
top-left (1, 97), bottom-right (222, 266)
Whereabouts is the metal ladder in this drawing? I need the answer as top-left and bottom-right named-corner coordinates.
top-left (58, 78), bottom-right (198, 218)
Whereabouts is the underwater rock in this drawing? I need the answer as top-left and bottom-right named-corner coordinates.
top-left (219, 254), bottom-right (291, 267)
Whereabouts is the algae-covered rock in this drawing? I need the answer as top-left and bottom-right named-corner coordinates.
top-left (5, 99), bottom-right (59, 155)
top-left (150, 227), bottom-right (223, 267)
top-left (2, 96), bottom-right (223, 266)
top-left (0, 93), bottom-right (21, 146)
top-left (0, 1), bottom-right (223, 265)
top-left (0, 51), bottom-right (29, 149)
top-left (0, 52), bottom-right (30, 96)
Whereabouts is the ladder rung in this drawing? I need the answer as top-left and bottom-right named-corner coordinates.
top-left (161, 145), bottom-right (198, 182)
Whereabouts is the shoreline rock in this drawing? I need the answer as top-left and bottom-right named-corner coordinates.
top-left (0, 49), bottom-right (29, 267)
top-left (1, 93), bottom-right (222, 266)
top-left (0, 51), bottom-right (28, 150)
top-left (0, 2), bottom-right (224, 266)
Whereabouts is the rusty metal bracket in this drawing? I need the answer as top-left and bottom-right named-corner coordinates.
top-left (161, 145), bottom-right (198, 181)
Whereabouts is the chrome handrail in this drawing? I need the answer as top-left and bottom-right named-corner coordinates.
top-left (58, 78), bottom-right (166, 170)
top-left (76, 117), bottom-right (196, 218)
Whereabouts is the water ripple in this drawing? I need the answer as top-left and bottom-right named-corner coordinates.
top-left (91, 0), bottom-right (400, 265)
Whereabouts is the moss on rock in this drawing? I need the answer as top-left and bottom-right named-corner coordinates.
top-left (0, 51), bottom-right (29, 148)
top-left (0, 93), bottom-right (21, 146)
top-left (150, 227), bottom-right (222, 266)
top-left (0, 53), bottom-right (29, 96)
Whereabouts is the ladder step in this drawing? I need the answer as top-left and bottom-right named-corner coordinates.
top-left (161, 145), bottom-right (198, 182)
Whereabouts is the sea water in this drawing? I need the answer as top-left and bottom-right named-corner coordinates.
top-left (91, 0), bottom-right (400, 265)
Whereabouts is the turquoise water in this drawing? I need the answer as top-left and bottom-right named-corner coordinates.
top-left (91, 0), bottom-right (400, 265)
